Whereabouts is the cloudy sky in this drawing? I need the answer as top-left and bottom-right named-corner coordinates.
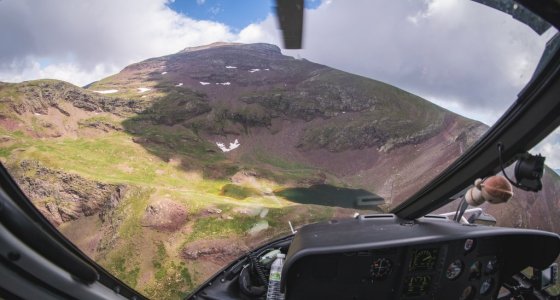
top-left (0, 0), bottom-right (558, 170)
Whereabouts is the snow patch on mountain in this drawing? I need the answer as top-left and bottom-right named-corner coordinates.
top-left (92, 89), bottom-right (118, 94)
top-left (137, 87), bottom-right (151, 93)
top-left (216, 139), bottom-right (240, 152)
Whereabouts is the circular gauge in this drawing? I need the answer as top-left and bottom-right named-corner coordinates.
top-left (446, 259), bottom-right (464, 280)
top-left (464, 239), bottom-right (475, 252)
top-left (410, 248), bottom-right (439, 271)
top-left (404, 275), bottom-right (432, 297)
top-left (485, 258), bottom-right (497, 274)
top-left (480, 278), bottom-right (493, 295)
top-left (469, 261), bottom-right (482, 280)
top-left (370, 258), bottom-right (392, 280)
top-left (459, 285), bottom-right (475, 300)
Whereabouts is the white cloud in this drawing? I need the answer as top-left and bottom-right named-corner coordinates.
top-left (249, 0), bottom-right (552, 126)
top-left (427, 96), bottom-right (497, 126)
top-left (236, 17), bottom-right (277, 44)
top-left (0, 0), bottom-right (555, 129)
top-left (0, 0), bottom-right (237, 86)
top-left (0, 0), bottom-right (558, 165)
top-left (0, 58), bottom-right (119, 87)
top-left (208, 4), bottom-right (222, 16)
top-left (531, 128), bottom-right (560, 169)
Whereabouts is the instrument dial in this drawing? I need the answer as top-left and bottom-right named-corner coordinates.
top-left (410, 248), bottom-right (439, 271)
top-left (469, 261), bottom-right (482, 280)
top-left (446, 259), bottom-right (463, 280)
top-left (480, 278), bottom-right (493, 295)
top-left (485, 258), bottom-right (497, 274)
top-left (464, 239), bottom-right (475, 252)
top-left (370, 258), bottom-right (392, 280)
top-left (403, 275), bottom-right (432, 297)
top-left (459, 285), bottom-right (475, 300)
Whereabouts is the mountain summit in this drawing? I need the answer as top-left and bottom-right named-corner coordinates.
top-left (85, 42), bottom-right (488, 197)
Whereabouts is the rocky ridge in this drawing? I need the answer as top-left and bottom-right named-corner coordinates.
top-left (7, 159), bottom-right (127, 226)
top-left (1, 80), bottom-right (149, 118)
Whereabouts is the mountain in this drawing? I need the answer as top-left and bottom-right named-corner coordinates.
top-left (86, 42), bottom-right (487, 200)
top-left (0, 42), bottom-right (558, 298)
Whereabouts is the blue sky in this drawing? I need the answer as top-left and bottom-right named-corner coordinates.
top-left (167, 0), bottom-right (320, 31)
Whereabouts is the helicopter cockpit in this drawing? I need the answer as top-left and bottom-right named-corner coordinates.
top-left (187, 1), bottom-right (560, 299)
top-left (1, 1), bottom-right (560, 300)
top-left (190, 213), bottom-right (559, 300)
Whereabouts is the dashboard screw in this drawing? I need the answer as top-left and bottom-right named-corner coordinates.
top-left (7, 252), bottom-right (20, 261)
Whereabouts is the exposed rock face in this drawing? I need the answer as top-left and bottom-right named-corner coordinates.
top-left (136, 88), bottom-right (211, 126)
top-left (141, 199), bottom-right (188, 231)
top-left (78, 118), bottom-right (123, 132)
top-left (4, 80), bottom-right (149, 117)
top-left (95, 42), bottom-right (461, 154)
top-left (7, 160), bottom-right (127, 226)
top-left (181, 238), bottom-right (246, 262)
top-left (300, 114), bottom-right (447, 152)
top-left (240, 70), bottom-right (382, 121)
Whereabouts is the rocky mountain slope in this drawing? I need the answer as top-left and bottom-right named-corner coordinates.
top-left (1, 42), bottom-right (558, 298)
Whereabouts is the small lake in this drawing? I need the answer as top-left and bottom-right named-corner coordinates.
top-left (275, 184), bottom-right (384, 209)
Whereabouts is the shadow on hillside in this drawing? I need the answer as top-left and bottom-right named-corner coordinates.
top-left (120, 84), bottom-right (387, 211)
top-left (121, 82), bottom-right (239, 180)
top-left (275, 184), bottom-right (384, 209)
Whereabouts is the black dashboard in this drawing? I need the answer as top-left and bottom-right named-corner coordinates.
top-left (281, 214), bottom-right (560, 300)
top-left (187, 214), bottom-right (560, 300)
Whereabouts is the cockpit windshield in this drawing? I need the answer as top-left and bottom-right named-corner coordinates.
top-left (0, 0), bottom-right (558, 298)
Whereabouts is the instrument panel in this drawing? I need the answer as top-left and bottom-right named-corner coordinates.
top-left (282, 214), bottom-right (560, 300)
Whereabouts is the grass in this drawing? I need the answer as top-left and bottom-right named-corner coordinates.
top-left (144, 261), bottom-right (194, 299)
top-left (13, 132), bottom-right (226, 191)
top-left (117, 187), bottom-right (153, 238)
top-left (0, 81), bottom-right (353, 300)
top-left (188, 214), bottom-right (259, 242)
top-left (264, 205), bottom-right (334, 237)
top-left (152, 241), bottom-right (168, 280)
top-left (103, 242), bottom-right (142, 288)
top-left (240, 148), bottom-right (320, 183)
top-left (78, 115), bottom-right (121, 127)
top-left (2, 128), bottom-right (318, 298)
top-left (0, 145), bottom-right (20, 157)
top-left (220, 183), bottom-right (260, 199)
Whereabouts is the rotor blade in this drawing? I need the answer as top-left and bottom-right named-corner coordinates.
top-left (275, 0), bottom-right (304, 49)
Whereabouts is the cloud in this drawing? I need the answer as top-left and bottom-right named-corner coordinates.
top-left (0, 0), bottom-right (236, 86)
top-left (0, 59), bottom-right (118, 87)
top-left (0, 0), bottom-right (556, 130)
top-left (531, 128), bottom-right (560, 170)
top-left (235, 15), bottom-right (277, 44)
top-left (196, 0), bottom-right (205, 5)
top-left (208, 4), bottom-right (222, 16)
top-left (239, 0), bottom-right (560, 168)
top-left (266, 0), bottom-right (552, 125)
